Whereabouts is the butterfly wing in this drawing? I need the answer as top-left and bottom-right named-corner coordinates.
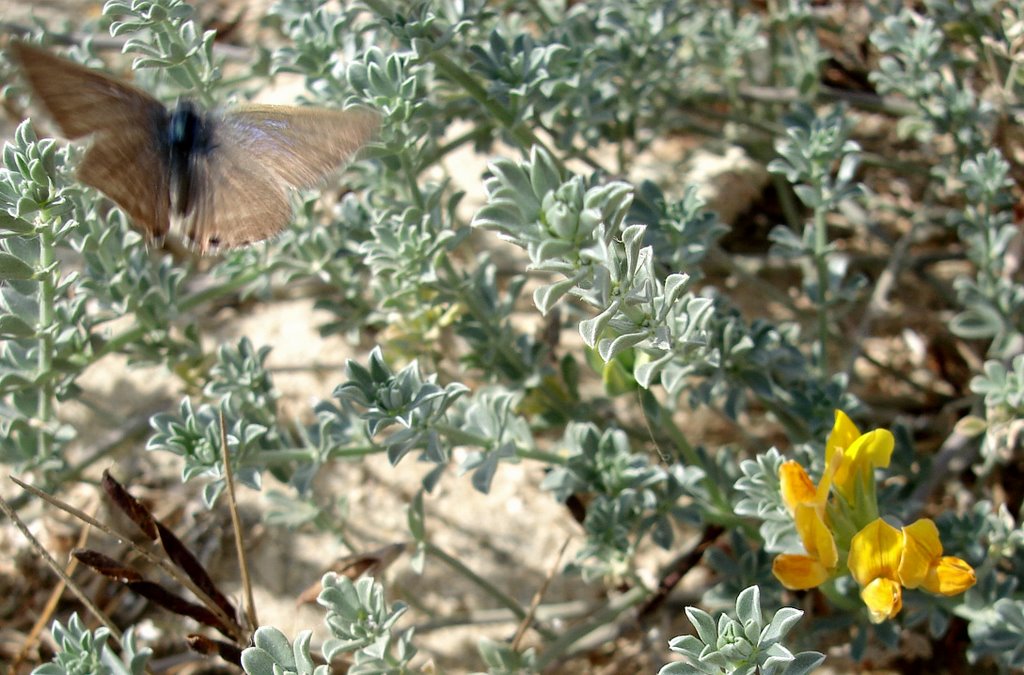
top-left (78, 126), bottom-right (171, 239)
top-left (217, 105), bottom-right (379, 189)
top-left (175, 138), bottom-right (292, 252)
top-left (12, 42), bottom-right (172, 238)
top-left (176, 105), bottom-right (378, 252)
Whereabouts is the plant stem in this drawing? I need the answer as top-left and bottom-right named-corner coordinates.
top-left (401, 151), bottom-right (425, 210)
top-left (94, 265), bottom-right (265, 360)
top-left (812, 202), bottom-right (829, 375)
top-left (641, 390), bottom-right (736, 521)
top-left (436, 256), bottom-right (530, 379)
top-left (534, 584), bottom-right (649, 669)
top-left (423, 541), bottom-right (556, 640)
top-left (36, 221), bottom-right (56, 463)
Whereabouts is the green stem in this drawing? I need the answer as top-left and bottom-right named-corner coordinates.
top-left (429, 50), bottom-right (559, 160)
top-left (436, 256), bottom-right (530, 379)
top-left (535, 121), bottom-right (608, 173)
top-left (180, 266), bottom-right (265, 312)
top-left (95, 265), bottom-right (264, 360)
top-left (236, 443), bottom-right (382, 469)
top-left (641, 390), bottom-right (734, 519)
top-left (819, 577), bottom-right (860, 613)
top-left (401, 152), bottom-right (425, 210)
top-left (515, 447), bottom-right (567, 465)
top-left (773, 173), bottom-right (804, 234)
top-left (422, 126), bottom-right (485, 166)
top-left (36, 222), bottom-right (56, 462)
top-left (812, 202), bottom-right (829, 375)
top-left (423, 541), bottom-right (556, 640)
top-left (534, 585), bottom-right (649, 669)
top-left (429, 420), bottom-right (566, 464)
top-left (432, 423), bottom-right (491, 448)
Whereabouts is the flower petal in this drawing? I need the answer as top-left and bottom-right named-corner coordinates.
top-left (795, 503), bottom-right (838, 569)
top-left (860, 577), bottom-right (903, 623)
top-left (899, 519), bottom-right (942, 589)
top-left (773, 554), bottom-right (831, 590)
top-left (780, 460), bottom-right (816, 512)
top-left (849, 429), bottom-right (895, 469)
top-left (834, 429), bottom-right (894, 502)
top-left (815, 447), bottom-right (843, 503)
top-left (923, 556), bottom-right (977, 596)
top-left (826, 410), bottom-right (861, 465)
top-left (849, 519), bottom-right (903, 587)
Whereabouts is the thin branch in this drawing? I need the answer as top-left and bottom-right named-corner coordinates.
top-left (219, 410), bottom-right (259, 630)
top-left (511, 536), bottom-right (570, 650)
top-left (0, 491), bottom-right (126, 652)
top-left (10, 500), bottom-right (97, 671)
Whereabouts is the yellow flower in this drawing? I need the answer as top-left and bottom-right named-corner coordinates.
top-left (773, 412), bottom-right (975, 622)
top-left (849, 519), bottom-right (904, 623)
top-left (849, 517), bottom-right (976, 623)
top-left (773, 461), bottom-right (839, 590)
top-left (773, 502), bottom-right (839, 589)
top-left (780, 460), bottom-right (819, 511)
top-left (899, 519), bottom-right (976, 596)
top-left (826, 410), bottom-right (895, 504)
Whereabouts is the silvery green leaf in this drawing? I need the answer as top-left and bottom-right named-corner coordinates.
top-left (0, 314), bottom-right (35, 338)
top-left (736, 586), bottom-right (763, 634)
top-left (761, 643), bottom-right (794, 673)
top-left (0, 210), bottom-right (33, 233)
top-left (786, 651), bottom-right (826, 675)
top-left (533, 276), bottom-right (577, 315)
top-left (686, 606), bottom-right (717, 646)
top-left (633, 351), bottom-right (672, 388)
top-left (0, 251), bottom-right (35, 280)
top-left (761, 607), bottom-right (803, 644)
top-left (792, 184), bottom-right (819, 208)
top-left (597, 331), bottom-right (646, 362)
top-left (579, 301), bottom-right (618, 348)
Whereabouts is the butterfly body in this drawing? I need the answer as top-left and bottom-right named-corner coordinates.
top-left (11, 42), bottom-right (378, 253)
top-left (167, 100), bottom-right (214, 223)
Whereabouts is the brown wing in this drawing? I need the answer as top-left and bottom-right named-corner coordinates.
top-left (216, 105), bottom-right (379, 188)
top-left (11, 42), bottom-right (166, 138)
top-left (12, 43), bottom-right (171, 238)
top-left (175, 105), bottom-right (378, 252)
top-left (77, 127), bottom-right (171, 239)
top-left (175, 140), bottom-right (292, 253)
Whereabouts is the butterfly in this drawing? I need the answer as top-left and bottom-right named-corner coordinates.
top-left (11, 42), bottom-right (379, 253)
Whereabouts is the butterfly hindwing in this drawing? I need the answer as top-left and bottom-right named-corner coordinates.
top-left (78, 125), bottom-right (171, 239)
top-left (173, 106), bottom-right (379, 251)
top-left (176, 130), bottom-right (292, 253)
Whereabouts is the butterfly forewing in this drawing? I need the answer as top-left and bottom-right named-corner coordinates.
top-left (13, 42), bottom-right (172, 239)
top-left (218, 106), bottom-right (380, 189)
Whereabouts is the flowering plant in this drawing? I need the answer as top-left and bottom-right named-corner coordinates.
top-left (773, 411), bottom-right (975, 623)
top-left (1, 1), bottom-right (1021, 673)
